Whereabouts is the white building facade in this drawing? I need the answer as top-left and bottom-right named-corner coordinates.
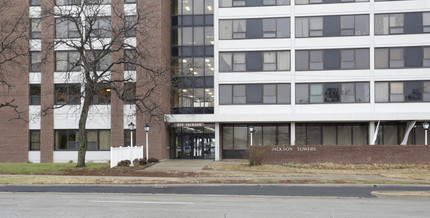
top-left (168, 0), bottom-right (430, 160)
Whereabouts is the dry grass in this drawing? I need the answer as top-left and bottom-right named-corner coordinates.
top-left (204, 162), bottom-right (430, 181)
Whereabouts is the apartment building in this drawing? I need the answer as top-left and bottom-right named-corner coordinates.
top-left (0, 0), bottom-right (429, 163)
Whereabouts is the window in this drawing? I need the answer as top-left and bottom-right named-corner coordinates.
top-left (376, 46), bottom-right (430, 69)
top-left (55, 19), bottom-right (80, 39)
top-left (91, 83), bottom-right (111, 104)
top-left (85, 0), bottom-right (111, 4)
top-left (86, 17), bottom-right (111, 38)
top-left (30, 85), bottom-right (41, 105)
top-left (29, 130), bottom-right (40, 150)
top-left (296, 48), bottom-right (369, 71)
top-left (220, 51), bottom-right (290, 72)
top-left (125, 0), bottom-right (136, 3)
top-left (375, 14), bottom-right (404, 35)
top-left (296, 0), bottom-right (368, 4)
top-left (423, 12), bottom-right (430, 32)
top-left (30, 52), bottom-right (41, 72)
top-left (123, 82), bottom-right (136, 104)
top-left (55, 84), bottom-right (81, 105)
top-left (30, 0), bottom-right (41, 6)
top-left (296, 123), bottom-right (368, 146)
top-left (390, 48), bottom-right (404, 68)
top-left (375, 81), bottom-right (429, 103)
top-left (55, 0), bottom-right (81, 6)
top-left (55, 51), bottom-right (81, 72)
top-left (55, 129), bottom-right (110, 150)
top-left (86, 51), bottom-right (110, 71)
top-left (31, 19), bottom-right (41, 39)
top-left (296, 15), bottom-right (369, 37)
top-left (219, 18), bottom-right (290, 39)
top-left (124, 49), bottom-right (136, 71)
top-left (124, 129), bottom-right (136, 147)
top-left (219, 0), bottom-right (290, 7)
top-left (220, 84), bottom-right (290, 105)
top-left (296, 82), bottom-right (370, 104)
top-left (424, 48), bottom-right (430, 67)
top-left (125, 16), bottom-right (137, 37)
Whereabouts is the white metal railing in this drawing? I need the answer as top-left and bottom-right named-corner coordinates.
top-left (110, 146), bottom-right (143, 168)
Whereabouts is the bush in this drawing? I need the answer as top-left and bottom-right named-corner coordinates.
top-left (246, 146), bottom-right (266, 166)
top-left (147, 158), bottom-right (159, 163)
top-left (117, 160), bottom-right (131, 167)
top-left (133, 158), bottom-right (147, 166)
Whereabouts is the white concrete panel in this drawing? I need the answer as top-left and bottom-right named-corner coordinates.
top-left (29, 106), bottom-right (41, 130)
top-left (53, 151), bottom-right (110, 163)
top-left (123, 105), bottom-right (136, 128)
top-left (374, 69), bottom-right (430, 81)
top-left (29, 6), bottom-right (41, 18)
top-left (29, 73), bottom-right (41, 84)
top-left (295, 3), bottom-right (371, 17)
top-left (295, 37), bottom-right (371, 50)
top-left (28, 151), bottom-right (41, 163)
top-left (295, 70), bottom-right (371, 83)
top-left (53, 105), bottom-right (111, 129)
top-left (124, 37), bottom-right (136, 48)
top-left (218, 39), bottom-right (291, 51)
top-left (54, 72), bottom-right (83, 83)
top-left (374, 35), bottom-right (430, 48)
top-left (219, 105), bottom-right (292, 115)
top-left (124, 4), bottom-right (137, 16)
top-left (374, 0), bottom-right (430, 14)
top-left (219, 72), bottom-right (292, 84)
top-left (219, 6), bottom-right (291, 19)
top-left (124, 71), bottom-right (136, 81)
top-left (29, 40), bottom-right (41, 51)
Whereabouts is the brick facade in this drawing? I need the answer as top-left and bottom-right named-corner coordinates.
top-left (253, 145), bottom-right (430, 164)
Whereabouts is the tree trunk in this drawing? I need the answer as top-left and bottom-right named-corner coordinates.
top-left (76, 86), bottom-right (93, 168)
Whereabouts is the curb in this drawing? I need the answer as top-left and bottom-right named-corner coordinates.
top-left (371, 191), bottom-right (430, 199)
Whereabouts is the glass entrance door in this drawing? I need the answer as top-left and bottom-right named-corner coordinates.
top-left (173, 133), bottom-right (215, 159)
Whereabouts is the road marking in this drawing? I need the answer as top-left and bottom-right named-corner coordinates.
top-left (90, 200), bottom-right (194, 205)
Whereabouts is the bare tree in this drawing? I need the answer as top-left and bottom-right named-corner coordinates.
top-left (0, 0), bottom-right (29, 114)
top-left (43, 1), bottom-right (170, 167)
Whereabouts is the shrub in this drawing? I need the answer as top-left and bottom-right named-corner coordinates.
top-left (133, 158), bottom-right (147, 166)
top-left (246, 146), bottom-right (266, 166)
top-left (117, 160), bottom-right (131, 167)
top-left (147, 158), bottom-right (159, 163)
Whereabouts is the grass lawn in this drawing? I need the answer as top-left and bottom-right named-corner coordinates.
top-left (0, 163), bottom-right (109, 175)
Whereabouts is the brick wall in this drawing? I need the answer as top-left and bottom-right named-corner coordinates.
top-left (0, 0), bottom-right (30, 163)
top-left (251, 145), bottom-right (430, 164)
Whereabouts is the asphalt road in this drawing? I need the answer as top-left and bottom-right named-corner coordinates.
top-left (1, 192), bottom-right (430, 218)
top-left (0, 184), bottom-right (429, 198)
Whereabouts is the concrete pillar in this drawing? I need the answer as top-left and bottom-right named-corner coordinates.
top-left (215, 123), bottom-right (221, 161)
top-left (291, 122), bottom-right (296, 146)
top-left (369, 121), bottom-right (375, 145)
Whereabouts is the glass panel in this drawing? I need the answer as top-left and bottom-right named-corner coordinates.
top-left (247, 84), bottom-right (262, 104)
top-left (424, 82), bottom-right (430, 102)
top-left (375, 49), bottom-right (389, 69)
top-left (263, 52), bottom-right (276, 71)
top-left (341, 16), bottom-right (354, 36)
top-left (219, 53), bottom-right (232, 72)
top-left (277, 18), bottom-right (290, 38)
top-left (375, 82), bottom-right (389, 102)
top-left (277, 51), bottom-right (290, 71)
top-left (234, 125), bottom-right (248, 150)
top-left (296, 84), bottom-right (309, 103)
top-left (355, 83), bottom-right (369, 103)
top-left (278, 125), bottom-right (290, 145)
top-left (309, 50), bottom-right (323, 70)
top-left (295, 51), bottom-right (309, 70)
top-left (307, 125), bottom-right (321, 145)
top-left (404, 81), bottom-right (422, 102)
top-left (322, 126), bottom-right (336, 145)
top-left (263, 19), bottom-right (276, 38)
top-left (355, 49), bottom-right (370, 69)
top-left (205, 27), bottom-right (214, 45)
top-left (222, 126), bottom-right (234, 150)
top-left (383, 125), bottom-right (398, 145)
top-left (233, 85), bottom-right (246, 104)
top-left (423, 47), bottom-right (430, 67)
top-left (341, 83), bottom-right (355, 103)
top-left (353, 125), bottom-right (367, 145)
top-left (263, 125), bottom-right (277, 145)
top-left (233, 53), bottom-right (246, 71)
top-left (341, 49), bottom-right (354, 69)
top-left (324, 83), bottom-right (340, 103)
top-left (30, 130), bottom-right (41, 150)
top-left (389, 14), bottom-right (404, 34)
top-left (295, 18), bottom-right (309, 37)
top-left (205, 0), bottom-right (214, 14)
top-left (277, 84), bottom-right (290, 104)
top-left (375, 14), bottom-right (389, 35)
top-left (204, 57), bottom-right (214, 76)
top-left (295, 125), bottom-right (306, 145)
top-left (263, 84), bottom-right (276, 104)
top-left (390, 82), bottom-right (404, 102)
top-left (390, 48), bottom-right (404, 68)
top-left (355, 15), bottom-right (369, 35)
top-left (310, 84), bottom-right (323, 103)
top-left (233, 20), bottom-right (246, 39)
top-left (309, 17), bottom-right (323, 36)
top-left (337, 126), bottom-right (352, 145)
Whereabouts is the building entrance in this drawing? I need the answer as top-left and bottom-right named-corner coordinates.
top-left (170, 124), bottom-right (215, 159)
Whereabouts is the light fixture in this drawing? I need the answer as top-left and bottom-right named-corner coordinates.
top-left (128, 122), bottom-right (135, 131)
top-left (105, 88), bottom-right (111, 92)
top-left (207, 6), bottom-right (213, 11)
top-left (144, 124), bottom-right (150, 132)
top-left (185, 6), bottom-right (191, 11)
top-left (423, 122), bottom-right (429, 130)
